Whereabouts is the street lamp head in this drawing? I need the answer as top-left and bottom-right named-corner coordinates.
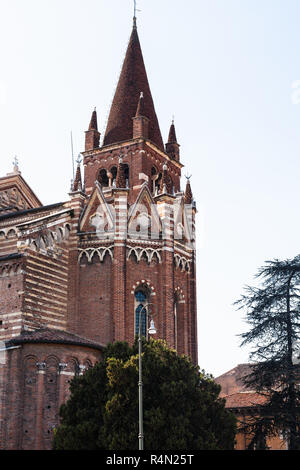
top-left (148, 319), bottom-right (157, 335)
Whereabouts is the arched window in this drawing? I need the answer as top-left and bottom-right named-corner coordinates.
top-left (98, 169), bottom-right (109, 187)
top-left (134, 289), bottom-right (149, 337)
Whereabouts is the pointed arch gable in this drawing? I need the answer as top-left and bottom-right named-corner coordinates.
top-left (128, 183), bottom-right (161, 239)
top-left (79, 182), bottom-right (115, 233)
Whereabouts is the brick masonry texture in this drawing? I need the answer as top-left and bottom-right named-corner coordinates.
top-left (0, 20), bottom-right (197, 449)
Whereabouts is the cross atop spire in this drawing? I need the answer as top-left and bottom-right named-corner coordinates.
top-left (133, 0), bottom-right (139, 29)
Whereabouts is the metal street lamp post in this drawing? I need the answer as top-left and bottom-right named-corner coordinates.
top-left (138, 304), bottom-right (157, 450)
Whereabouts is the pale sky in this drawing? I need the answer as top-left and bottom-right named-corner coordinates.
top-left (1, 0), bottom-right (300, 377)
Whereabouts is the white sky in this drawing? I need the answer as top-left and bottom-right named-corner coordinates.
top-left (1, 0), bottom-right (300, 377)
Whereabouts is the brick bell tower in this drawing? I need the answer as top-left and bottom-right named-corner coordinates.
top-left (76, 17), bottom-right (198, 363)
top-left (0, 16), bottom-right (197, 451)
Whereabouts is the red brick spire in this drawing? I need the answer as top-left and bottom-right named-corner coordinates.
top-left (133, 91), bottom-right (149, 139)
top-left (184, 178), bottom-right (193, 204)
top-left (103, 24), bottom-right (164, 150)
top-left (73, 161), bottom-right (82, 192)
top-left (166, 119), bottom-right (180, 161)
top-left (89, 107), bottom-right (98, 131)
top-left (85, 108), bottom-right (100, 151)
top-left (167, 120), bottom-right (177, 144)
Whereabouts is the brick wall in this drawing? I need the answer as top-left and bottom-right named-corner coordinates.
top-left (0, 342), bottom-right (102, 450)
top-left (78, 252), bottom-right (113, 344)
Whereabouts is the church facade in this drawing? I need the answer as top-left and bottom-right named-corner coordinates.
top-left (0, 19), bottom-right (197, 450)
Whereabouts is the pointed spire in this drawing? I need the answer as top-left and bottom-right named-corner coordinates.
top-left (72, 155), bottom-right (83, 192)
top-left (103, 24), bottom-right (164, 150)
top-left (89, 107), bottom-right (98, 131)
top-left (133, 91), bottom-right (149, 139)
top-left (167, 119), bottom-right (177, 144)
top-left (184, 178), bottom-right (193, 205)
top-left (166, 119), bottom-right (180, 161)
top-left (85, 108), bottom-right (100, 151)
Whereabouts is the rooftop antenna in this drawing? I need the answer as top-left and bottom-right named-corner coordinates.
top-left (70, 131), bottom-right (75, 180)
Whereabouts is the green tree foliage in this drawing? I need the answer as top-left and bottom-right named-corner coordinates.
top-left (53, 339), bottom-right (236, 450)
top-left (236, 255), bottom-right (300, 450)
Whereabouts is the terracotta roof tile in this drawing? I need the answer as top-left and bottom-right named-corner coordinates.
top-left (7, 328), bottom-right (105, 351)
top-left (224, 391), bottom-right (268, 409)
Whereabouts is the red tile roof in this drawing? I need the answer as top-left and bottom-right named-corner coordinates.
top-left (7, 328), bottom-right (105, 351)
top-left (224, 391), bottom-right (268, 409)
